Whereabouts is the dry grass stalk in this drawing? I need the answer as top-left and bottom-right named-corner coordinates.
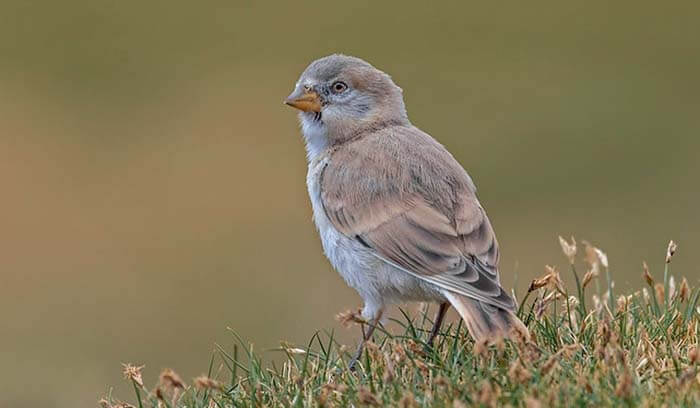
top-left (666, 240), bottom-right (678, 263)
top-left (558, 235), bottom-right (577, 264)
top-left (669, 275), bottom-right (676, 300)
top-left (108, 238), bottom-right (700, 407)
top-left (535, 290), bottom-right (563, 319)
top-left (582, 240), bottom-right (607, 267)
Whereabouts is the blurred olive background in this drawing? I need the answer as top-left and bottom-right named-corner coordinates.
top-left (1, 1), bottom-right (698, 406)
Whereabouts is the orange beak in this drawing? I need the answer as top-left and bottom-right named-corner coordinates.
top-left (284, 89), bottom-right (322, 113)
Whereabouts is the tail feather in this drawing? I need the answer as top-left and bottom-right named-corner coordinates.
top-left (444, 291), bottom-right (530, 342)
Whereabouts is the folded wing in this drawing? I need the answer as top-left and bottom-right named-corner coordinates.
top-left (320, 129), bottom-right (516, 312)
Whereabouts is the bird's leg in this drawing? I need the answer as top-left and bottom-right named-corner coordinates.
top-left (426, 302), bottom-right (450, 348)
top-left (348, 314), bottom-right (382, 371)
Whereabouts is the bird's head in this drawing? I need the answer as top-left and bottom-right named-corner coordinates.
top-left (285, 55), bottom-right (409, 149)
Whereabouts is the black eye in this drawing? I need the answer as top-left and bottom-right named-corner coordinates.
top-left (331, 81), bottom-right (348, 93)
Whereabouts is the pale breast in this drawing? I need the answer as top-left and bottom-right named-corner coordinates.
top-left (306, 153), bottom-right (378, 293)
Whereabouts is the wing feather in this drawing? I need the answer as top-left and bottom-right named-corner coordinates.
top-left (320, 127), bottom-right (515, 311)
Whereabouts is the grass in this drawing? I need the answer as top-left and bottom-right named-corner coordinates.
top-left (103, 239), bottom-right (700, 407)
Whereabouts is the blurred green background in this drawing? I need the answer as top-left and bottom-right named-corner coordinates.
top-left (1, 1), bottom-right (698, 406)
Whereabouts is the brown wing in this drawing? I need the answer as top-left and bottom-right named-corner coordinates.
top-left (320, 127), bottom-right (515, 311)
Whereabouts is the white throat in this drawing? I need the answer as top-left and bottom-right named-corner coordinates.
top-left (299, 114), bottom-right (329, 161)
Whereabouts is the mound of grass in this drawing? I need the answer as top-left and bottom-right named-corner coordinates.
top-left (104, 239), bottom-right (699, 407)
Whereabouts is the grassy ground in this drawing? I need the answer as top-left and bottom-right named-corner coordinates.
top-left (104, 239), bottom-right (699, 407)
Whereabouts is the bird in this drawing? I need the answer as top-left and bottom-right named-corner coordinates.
top-left (284, 54), bottom-right (529, 369)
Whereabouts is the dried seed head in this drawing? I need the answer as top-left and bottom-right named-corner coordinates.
top-left (392, 343), bottom-right (407, 364)
top-left (530, 265), bottom-right (564, 293)
top-left (292, 375), bottom-right (303, 388)
top-left (567, 296), bottom-right (580, 308)
top-left (255, 383), bottom-right (263, 404)
top-left (365, 341), bottom-right (380, 360)
top-left (583, 241), bottom-right (608, 268)
top-left (122, 363), bottom-right (145, 388)
top-left (155, 387), bottom-right (165, 401)
top-left (616, 295), bottom-right (628, 313)
top-left (582, 263), bottom-right (599, 288)
top-left (414, 359), bottom-right (430, 378)
top-left (477, 380), bottom-right (496, 407)
top-left (679, 277), bottom-right (690, 302)
top-left (595, 248), bottom-right (609, 268)
top-left (529, 275), bottom-right (550, 293)
top-left (535, 296), bottom-right (549, 320)
top-left (194, 376), bottom-right (223, 391)
top-left (654, 283), bottom-right (665, 306)
top-left (160, 368), bottom-right (185, 390)
top-left (452, 400), bottom-right (467, 408)
top-left (614, 370), bottom-right (633, 398)
top-left (406, 339), bottom-right (426, 357)
top-left (524, 396), bottom-right (542, 408)
top-left (473, 339), bottom-right (489, 358)
top-left (382, 368), bottom-right (394, 384)
top-left (383, 353), bottom-right (396, 383)
top-left (689, 346), bottom-right (699, 365)
top-left (335, 308), bottom-right (365, 328)
top-left (578, 372), bottom-right (593, 394)
top-left (357, 387), bottom-right (379, 406)
top-left (317, 386), bottom-right (329, 407)
top-left (583, 241), bottom-right (598, 267)
top-left (559, 236), bottom-right (577, 264)
top-left (510, 324), bottom-right (530, 346)
top-left (666, 240), bottom-right (678, 264)
top-left (98, 398), bottom-right (112, 408)
top-left (494, 336), bottom-right (506, 355)
top-left (322, 383), bottom-right (338, 392)
top-left (535, 291), bottom-right (563, 319)
top-left (546, 265), bottom-right (566, 294)
top-left (679, 368), bottom-right (698, 387)
top-left (642, 262), bottom-right (654, 287)
top-left (399, 392), bottom-right (417, 408)
top-left (508, 360), bottom-right (532, 384)
top-left (434, 375), bottom-right (449, 388)
top-left (541, 354), bottom-right (560, 376)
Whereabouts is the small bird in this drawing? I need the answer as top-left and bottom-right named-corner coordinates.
top-left (285, 55), bottom-right (528, 368)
